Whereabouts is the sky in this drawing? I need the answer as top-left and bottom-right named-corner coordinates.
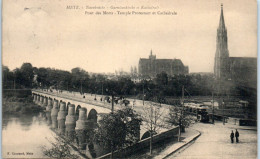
top-left (2, 0), bottom-right (257, 73)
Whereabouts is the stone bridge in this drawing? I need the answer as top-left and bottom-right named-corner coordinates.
top-left (32, 89), bottom-right (176, 158)
top-left (31, 89), bottom-right (150, 140)
top-left (32, 89), bottom-right (170, 135)
top-left (32, 90), bottom-right (111, 121)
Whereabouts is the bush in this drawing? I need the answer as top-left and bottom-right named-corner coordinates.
top-left (42, 136), bottom-right (79, 159)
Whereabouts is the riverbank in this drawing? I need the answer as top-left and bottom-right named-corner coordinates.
top-left (3, 90), bottom-right (44, 115)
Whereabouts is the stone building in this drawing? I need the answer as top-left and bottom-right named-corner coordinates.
top-left (138, 50), bottom-right (189, 77)
top-left (214, 4), bottom-right (257, 83)
top-left (229, 57), bottom-right (257, 85)
top-left (214, 4), bottom-right (257, 119)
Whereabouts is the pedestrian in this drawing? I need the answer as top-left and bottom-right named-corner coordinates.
top-left (230, 130), bottom-right (234, 143)
top-left (235, 129), bottom-right (239, 143)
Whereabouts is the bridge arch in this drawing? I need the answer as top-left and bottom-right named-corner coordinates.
top-left (141, 130), bottom-right (157, 140)
top-left (59, 101), bottom-right (66, 108)
top-left (87, 143), bottom-right (96, 158)
top-left (66, 102), bottom-right (71, 112)
top-left (76, 105), bottom-right (81, 119)
top-left (59, 100), bottom-right (63, 109)
top-left (88, 109), bottom-right (97, 123)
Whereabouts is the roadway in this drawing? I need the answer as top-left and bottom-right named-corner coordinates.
top-left (167, 121), bottom-right (257, 159)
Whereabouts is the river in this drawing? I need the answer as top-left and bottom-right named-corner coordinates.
top-left (2, 112), bottom-right (55, 158)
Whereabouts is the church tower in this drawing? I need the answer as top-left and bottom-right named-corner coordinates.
top-left (214, 4), bottom-right (230, 80)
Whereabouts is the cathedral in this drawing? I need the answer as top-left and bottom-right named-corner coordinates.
top-left (138, 50), bottom-right (189, 77)
top-left (214, 4), bottom-right (257, 85)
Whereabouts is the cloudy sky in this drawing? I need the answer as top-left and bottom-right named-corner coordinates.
top-left (2, 0), bottom-right (257, 73)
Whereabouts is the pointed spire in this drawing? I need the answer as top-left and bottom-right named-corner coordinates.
top-left (219, 3), bottom-right (226, 30)
top-left (150, 49), bottom-right (153, 56)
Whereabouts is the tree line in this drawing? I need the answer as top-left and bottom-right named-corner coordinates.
top-left (3, 63), bottom-right (216, 99)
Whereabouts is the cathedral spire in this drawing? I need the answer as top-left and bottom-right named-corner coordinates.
top-left (214, 3), bottom-right (230, 80)
top-left (218, 4), bottom-right (226, 30)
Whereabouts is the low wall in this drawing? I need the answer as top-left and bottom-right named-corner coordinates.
top-left (228, 117), bottom-right (240, 125)
top-left (228, 117), bottom-right (257, 126)
top-left (97, 126), bottom-right (179, 159)
top-left (239, 119), bottom-right (257, 126)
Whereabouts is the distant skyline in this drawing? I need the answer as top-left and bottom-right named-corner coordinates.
top-left (3, 0), bottom-right (257, 73)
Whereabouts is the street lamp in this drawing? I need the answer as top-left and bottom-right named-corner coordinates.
top-left (106, 88), bottom-right (115, 113)
top-left (212, 90), bottom-right (215, 124)
top-left (94, 86), bottom-right (97, 100)
top-left (101, 81), bottom-right (104, 102)
top-left (80, 79), bottom-right (82, 94)
top-left (142, 80), bottom-right (145, 105)
top-left (178, 85), bottom-right (185, 142)
top-left (133, 88), bottom-right (136, 108)
top-left (212, 79), bottom-right (215, 124)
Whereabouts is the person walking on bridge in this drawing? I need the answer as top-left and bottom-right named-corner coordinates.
top-left (235, 129), bottom-right (239, 143)
top-left (230, 130), bottom-right (234, 143)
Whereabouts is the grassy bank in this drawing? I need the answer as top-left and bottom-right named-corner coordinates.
top-left (3, 90), bottom-right (44, 114)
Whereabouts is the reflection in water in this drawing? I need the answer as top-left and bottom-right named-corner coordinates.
top-left (2, 112), bottom-right (55, 158)
top-left (3, 112), bottom-right (107, 158)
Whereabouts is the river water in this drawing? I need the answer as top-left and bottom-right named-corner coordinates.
top-left (2, 112), bottom-right (55, 158)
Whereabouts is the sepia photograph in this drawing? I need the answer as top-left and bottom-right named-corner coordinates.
top-left (2, 0), bottom-right (257, 158)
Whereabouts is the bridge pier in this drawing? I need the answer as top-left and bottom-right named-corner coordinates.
top-left (36, 95), bottom-right (41, 105)
top-left (51, 100), bottom-right (59, 129)
top-left (65, 104), bottom-right (76, 140)
top-left (33, 94), bottom-right (37, 103)
top-left (57, 102), bottom-right (67, 135)
top-left (75, 108), bottom-right (88, 150)
top-left (43, 97), bottom-right (48, 107)
top-left (40, 96), bottom-right (44, 107)
top-left (46, 98), bottom-right (53, 125)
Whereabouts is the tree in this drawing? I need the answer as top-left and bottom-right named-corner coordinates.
top-left (141, 100), bottom-right (164, 155)
top-left (20, 63), bottom-right (34, 87)
top-left (71, 67), bottom-right (89, 92)
top-left (167, 105), bottom-right (194, 141)
top-left (118, 77), bottom-right (135, 95)
top-left (94, 108), bottom-right (142, 158)
top-left (155, 72), bottom-right (168, 86)
top-left (2, 65), bottom-right (14, 89)
top-left (35, 67), bottom-right (49, 88)
top-left (13, 68), bottom-right (23, 89)
top-left (42, 136), bottom-right (79, 159)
